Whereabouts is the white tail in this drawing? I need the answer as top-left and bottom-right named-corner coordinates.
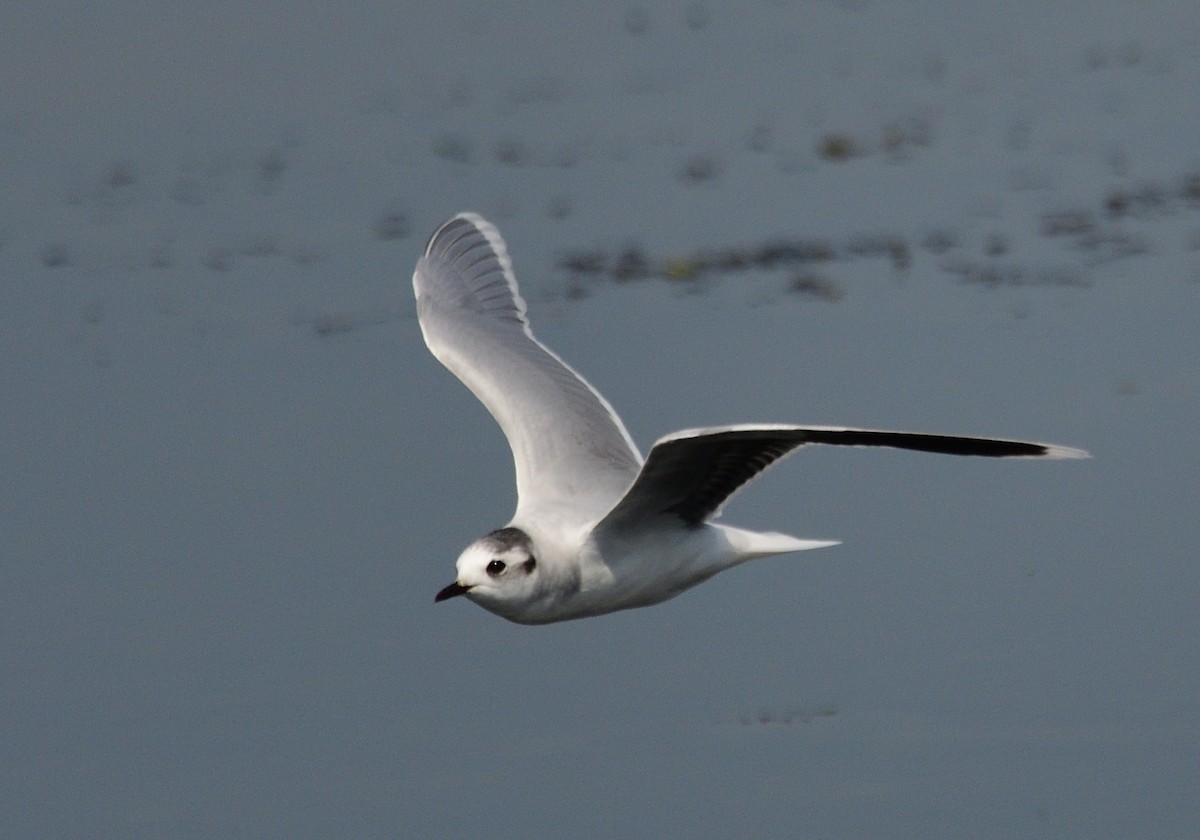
top-left (718, 524), bottom-right (840, 562)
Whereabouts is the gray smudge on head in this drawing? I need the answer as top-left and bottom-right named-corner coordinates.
top-left (484, 527), bottom-right (532, 552)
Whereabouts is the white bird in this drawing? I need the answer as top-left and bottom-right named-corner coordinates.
top-left (413, 213), bottom-right (1087, 624)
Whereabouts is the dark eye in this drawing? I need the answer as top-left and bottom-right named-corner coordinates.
top-left (486, 559), bottom-right (506, 576)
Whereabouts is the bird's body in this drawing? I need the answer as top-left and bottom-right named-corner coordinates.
top-left (413, 213), bottom-right (1086, 624)
top-left (458, 519), bottom-right (823, 625)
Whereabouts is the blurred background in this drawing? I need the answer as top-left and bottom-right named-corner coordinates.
top-left (2, 2), bottom-right (1197, 837)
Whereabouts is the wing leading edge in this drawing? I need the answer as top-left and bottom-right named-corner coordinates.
top-left (598, 424), bottom-right (1088, 530)
top-left (413, 214), bottom-right (642, 525)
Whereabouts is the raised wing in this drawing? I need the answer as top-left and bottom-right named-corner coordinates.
top-left (413, 213), bottom-right (642, 525)
top-left (597, 424), bottom-right (1087, 531)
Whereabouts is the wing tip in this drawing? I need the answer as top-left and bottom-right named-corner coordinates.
top-left (417, 212), bottom-right (526, 322)
top-left (1037, 443), bottom-right (1091, 460)
top-left (422, 211), bottom-right (506, 260)
top-left (656, 425), bottom-right (1091, 461)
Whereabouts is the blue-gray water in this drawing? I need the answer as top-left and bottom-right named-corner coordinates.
top-left (2, 2), bottom-right (1197, 837)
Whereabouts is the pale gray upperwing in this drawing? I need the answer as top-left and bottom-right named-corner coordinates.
top-left (413, 214), bottom-right (642, 526)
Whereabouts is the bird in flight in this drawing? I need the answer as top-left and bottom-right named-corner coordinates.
top-left (413, 213), bottom-right (1086, 624)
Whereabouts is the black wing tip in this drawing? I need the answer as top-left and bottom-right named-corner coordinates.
top-left (911, 437), bottom-right (1090, 459)
top-left (788, 427), bottom-right (1088, 459)
top-left (648, 426), bottom-right (1088, 527)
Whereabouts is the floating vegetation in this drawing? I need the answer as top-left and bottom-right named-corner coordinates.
top-left (308, 308), bottom-right (397, 337)
top-left (238, 234), bottom-right (280, 259)
top-left (256, 148), bottom-right (287, 194)
top-left (553, 197), bottom-right (1152, 300)
top-left (612, 245), bottom-right (650, 281)
top-left (845, 233), bottom-right (910, 270)
top-left (558, 232), bottom-right (841, 292)
top-left (64, 159), bottom-right (143, 216)
top-left (1082, 40), bottom-right (1144, 71)
top-left (40, 242), bottom-right (71, 268)
top-left (746, 123), bottom-right (772, 153)
top-left (1040, 210), bottom-right (1096, 237)
top-left (1104, 182), bottom-right (1170, 219)
top-left (662, 257), bottom-right (701, 281)
top-left (813, 115), bottom-right (941, 165)
top-left (431, 132), bottom-right (473, 165)
top-left (105, 161), bottom-right (137, 189)
top-left (493, 138), bottom-right (528, 167)
top-left (559, 248), bottom-right (606, 275)
top-left (556, 230), bottom-right (867, 301)
top-left (1046, 172), bottom-right (1200, 230)
top-left (942, 259), bottom-right (1090, 289)
top-left (1074, 228), bottom-right (1149, 264)
top-left (1181, 173), bottom-right (1200, 206)
top-left (202, 247), bottom-right (233, 273)
top-left (1026, 171), bottom-right (1200, 266)
top-left (881, 115), bottom-right (934, 161)
top-left (373, 207), bottom-right (410, 241)
top-left (678, 154), bottom-right (721, 184)
top-left (920, 229), bottom-right (960, 255)
top-left (736, 703), bottom-right (839, 727)
top-left (789, 272), bottom-right (842, 301)
top-left (818, 133), bottom-right (860, 162)
top-left (506, 74), bottom-right (565, 107)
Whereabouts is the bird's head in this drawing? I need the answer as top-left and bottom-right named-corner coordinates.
top-left (435, 526), bottom-right (541, 619)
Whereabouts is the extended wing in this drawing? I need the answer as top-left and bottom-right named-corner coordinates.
top-left (413, 214), bottom-right (642, 525)
top-left (596, 423), bottom-right (1087, 532)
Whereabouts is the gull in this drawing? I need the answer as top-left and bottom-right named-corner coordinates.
top-left (413, 213), bottom-right (1086, 624)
